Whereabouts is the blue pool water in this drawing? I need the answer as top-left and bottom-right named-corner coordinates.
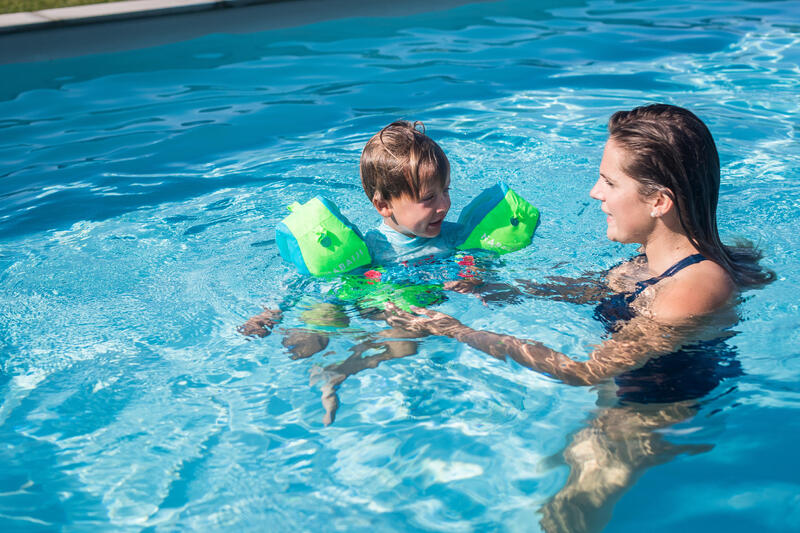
top-left (2, 0), bottom-right (800, 530)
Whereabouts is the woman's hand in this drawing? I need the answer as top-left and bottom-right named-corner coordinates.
top-left (383, 303), bottom-right (465, 338)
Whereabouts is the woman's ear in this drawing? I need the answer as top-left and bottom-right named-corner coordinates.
top-left (650, 189), bottom-right (675, 218)
top-left (372, 195), bottom-right (393, 218)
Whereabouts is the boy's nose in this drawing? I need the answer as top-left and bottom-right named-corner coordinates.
top-left (438, 193), bottom-right (451, 212)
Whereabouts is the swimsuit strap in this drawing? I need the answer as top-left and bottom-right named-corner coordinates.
top-left (599, 253), bottom-right (709, 327)
top-left (631, 253), bottom-right (707, 297)
top-left (659, 253), bottom-right (708, 278)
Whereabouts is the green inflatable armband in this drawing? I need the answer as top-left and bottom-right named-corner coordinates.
top-left (276, 197), bottom-right (371, 276)
top-left (457, 182), bottom-right (539, 254)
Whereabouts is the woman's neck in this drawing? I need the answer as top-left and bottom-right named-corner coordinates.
top-left (641, 229), bottom-right (700, 275)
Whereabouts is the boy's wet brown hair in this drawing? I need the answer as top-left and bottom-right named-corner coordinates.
top-left (360, 120), bottom-right (450, 203)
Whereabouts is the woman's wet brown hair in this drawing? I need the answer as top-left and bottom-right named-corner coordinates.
top-left (608, 104), bottom-right (773, 287)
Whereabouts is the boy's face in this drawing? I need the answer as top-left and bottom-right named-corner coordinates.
top-left (377, 176), bottom-right (451, 238)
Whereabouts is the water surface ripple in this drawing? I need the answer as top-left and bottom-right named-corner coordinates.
top-left (1, 0), bottom-right (799, 531)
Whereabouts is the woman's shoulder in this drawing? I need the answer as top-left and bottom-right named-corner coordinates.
top-left (605, 254), bottom-right (649, 292)
top-left (649, 260), bottom-right (736, 323)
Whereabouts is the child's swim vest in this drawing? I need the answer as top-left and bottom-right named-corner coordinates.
top-left (336, 268), bottom-right (445, 312)
top-left (275, 182), bottom-right (538, 276)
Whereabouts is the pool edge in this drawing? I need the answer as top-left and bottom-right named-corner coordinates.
top-left (0, 0), bottom-right (282, 35)
top-left (0, 0), bottom-right (494, 64)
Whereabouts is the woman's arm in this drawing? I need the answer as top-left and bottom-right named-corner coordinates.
top-left (383, 303), bottom-right (687, 386)
top-left (515, 275), bottom-right (613, 306)
top-left (445, 270), bottom-right (613, 307)
top-left (515, 256), bottom-right (647, 305)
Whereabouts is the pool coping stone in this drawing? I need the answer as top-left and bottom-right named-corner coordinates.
top-left (0, 0), bottom-right (280, 34)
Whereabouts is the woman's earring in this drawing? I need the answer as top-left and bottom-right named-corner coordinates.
top-left (650, 210), bottom-right (658, 218)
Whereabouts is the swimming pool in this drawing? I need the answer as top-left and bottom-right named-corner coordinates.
top-left (2, 0), bottom-right (799, 530)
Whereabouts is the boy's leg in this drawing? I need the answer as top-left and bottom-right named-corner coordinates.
top-left (282, 328), bottom-right (330, 360)
top-left (240, 310), bottom-right (331, 359)
top-left (242, 302), bottom-right (348, 360)
top-left (283, 302), bottom-right (350, 359)
top-left (315, 325), bottom-right (426, 425)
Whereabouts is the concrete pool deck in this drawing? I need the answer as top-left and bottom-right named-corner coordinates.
top-left (0, 0), bottom-right (487, 64)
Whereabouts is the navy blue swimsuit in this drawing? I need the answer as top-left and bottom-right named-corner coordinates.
top-left (595, 254), bottom-right (742, 404)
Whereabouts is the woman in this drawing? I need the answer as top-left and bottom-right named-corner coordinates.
top-left (384, 104), bottom-right (773, 531)
top-left (385, 103), bottom-right (772, 387)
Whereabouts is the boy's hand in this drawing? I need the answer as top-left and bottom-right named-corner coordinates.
top-left (238, 309), bottom-right (282, 337)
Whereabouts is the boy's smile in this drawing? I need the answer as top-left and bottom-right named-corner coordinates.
top-left (380, 178), bottom-right (451, 238)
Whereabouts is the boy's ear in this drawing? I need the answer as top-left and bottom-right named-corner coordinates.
top-left (372, 195), bottom-right (393, 217)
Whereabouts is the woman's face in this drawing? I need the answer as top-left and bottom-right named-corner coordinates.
top-left (590, 138), bottom-right (655, 244)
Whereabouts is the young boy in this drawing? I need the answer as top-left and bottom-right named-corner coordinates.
top-left (240, 120), bottom-right (474, 424)
top-left (359, 120), bottom-right (461, 265)
top-left (240, 120), bottom-right (463, 340)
